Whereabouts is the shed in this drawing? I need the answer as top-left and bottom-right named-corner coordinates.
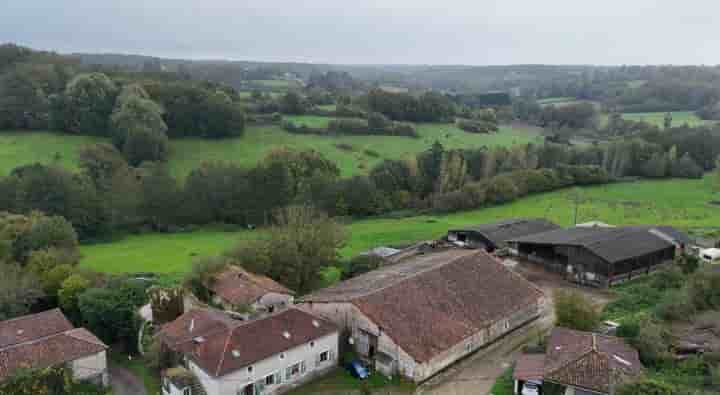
top-left (446, 218), bottom-right (560, 251)
top-left (509, 226), bottom-right (686, 287)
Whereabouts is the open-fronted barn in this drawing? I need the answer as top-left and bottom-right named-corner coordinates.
top-left (446, 218), bottom-right (560, 251)
top-left (509, 226), bottom-right (688, 286)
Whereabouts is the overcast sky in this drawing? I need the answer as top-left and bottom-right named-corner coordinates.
top-left (2, 0), bottom-right (719, 66)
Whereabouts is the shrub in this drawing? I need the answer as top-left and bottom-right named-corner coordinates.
top-left (364, 149), bottom-right (380, 158)
top-left (390, 122), bottom-right (419, 137)
top-left (554, 289), bottom-right (601, 331)
top-left (335, 143), bottom-right (355, 152)
top-left (630, 319), bottom-right (671, 366)
top-left (455, 118), bottom-right (498, 133)
top-left (687, 270), bottom-right (720, 311)
top-left (651, 266), bottom-right (686, 291)
top-left (655, 289), bottom-right (695, 322)
top-left (367, 112), bottom-right (391, 131)
top-left (617, 379), bottom-right (675, 395)
top-left (327, 118), bottom-right (367, 134)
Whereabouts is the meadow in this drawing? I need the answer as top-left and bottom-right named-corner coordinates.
top-left (0, 121), bottom-right (541, 178)
top-left (79, 176), bottom-right (720, 276)
top-left (621, 111), bottom-right (715, 127)
top-left (0, 132), bottom-right (103, 176)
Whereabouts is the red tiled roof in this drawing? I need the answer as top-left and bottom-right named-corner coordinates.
top-left (158, 308), bottom-right (337, 377)
top-left (0, 311), bottom-right (107, 380)
top-left (208, 266), bottom-right (293, 306)
top-left (544, 327), bottom-right (642, 393)
top-left (514, 354), bottom-right (545, 381)
top-left (0, 309), bottom-right (73, 349)
top-left (341, 251), bottom-right (544, 363)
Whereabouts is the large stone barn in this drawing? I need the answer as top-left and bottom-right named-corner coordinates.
top-left (509, 226), bottom-right (689, 287)
top-left (446, 218), bottom-right (560, 251)
top-left (299, 248), bottom-right (544, 383)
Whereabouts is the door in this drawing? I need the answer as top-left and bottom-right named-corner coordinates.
top-left (243, 384), bottom-right (254, 395)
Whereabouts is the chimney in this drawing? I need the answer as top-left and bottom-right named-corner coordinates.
top-left (189, 319), bottom-right (195, 333)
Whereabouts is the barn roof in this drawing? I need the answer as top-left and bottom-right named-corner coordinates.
top-left (449, 218), bottom-right (561, 247)
top-left (509, 226), bottom-right (681, 263)
top-left (303, 250), bottom-right (544, 363)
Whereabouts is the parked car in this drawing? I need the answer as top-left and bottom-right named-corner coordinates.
top-left (346, 360), bottom-right (370, 379)
top-left (521, 380), bottom-right (542, 395)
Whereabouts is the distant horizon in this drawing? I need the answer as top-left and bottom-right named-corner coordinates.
top-left (15, 43), bottom-right (716, 69)
top-left (4, 0), bottom-right (720, 67)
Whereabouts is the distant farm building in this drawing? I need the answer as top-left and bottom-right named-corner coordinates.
top-left (509, 226), bottom-right (689, 287)
top-left (446, 218), bottom-right (560, 252)
top-left (300, 248), bottom-right (544, 383)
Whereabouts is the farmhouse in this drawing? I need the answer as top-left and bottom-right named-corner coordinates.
top-left (300, 248), bottom-right (544, 383)
top-left (0, 309), bottom-right (109, 386)
top-left (446, 218), bottom-right (560, 251)
top-left (514, 327), bottom-right (642, 395)
top-left (203, 265), bottom-right (294, 315)
top-left (158, 307), bottom-right (338, 395)
top-left (509, 225), bottom-right (689, 287)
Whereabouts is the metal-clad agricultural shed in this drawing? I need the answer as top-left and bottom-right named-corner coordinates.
top-left (509, 226), bottom-right (688, 287)
top-left (446, 218), bottom-right (560, 251)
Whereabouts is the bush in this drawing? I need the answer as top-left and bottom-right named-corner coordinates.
top-left (617, 379), bottom-right (675, 395)
top-left (327, 118), bottom-right (367, 134)
top-left (655, 289), bottom-right (696, 322)
top-left (455, 118), bottom-right (498, 133)
top-left (651, 266), bottom-right (686, 291)
top-left (630, 319), bottom-right (671, 366)
top-left (554, 289), bottom-right (601, 331)
top-left (363, 149), bottom-right (380, 158)
top-left (391, 122), bottom-right (419, 137)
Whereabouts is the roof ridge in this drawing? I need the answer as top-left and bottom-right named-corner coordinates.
top-left (64, 328), bottom-right (108, 348)
top-left (351, 250), bottom-right (480, 300)
top-left (0, 328), bottom-right (104, 353)
top-left (0, 308), bottom-right (65, 324)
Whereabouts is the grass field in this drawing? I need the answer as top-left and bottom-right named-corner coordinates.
top-left (79, 176), bottom-right (720, 276)
top-left (0, 132), bottom-right (103, 176)
top-left (621, 111), bottom-right (715, 127)
top-left (0, 121), bottom-right (541, 179)
top-left (155, 122), bottom-right (542, 178)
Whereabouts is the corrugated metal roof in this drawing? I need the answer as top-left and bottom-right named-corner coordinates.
top-left (449, 218), bottom-right (561, 247)
top-left (510, 226), bottom-right (682, 263)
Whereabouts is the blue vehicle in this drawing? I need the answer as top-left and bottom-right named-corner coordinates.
top-left (346, 360), bottom-right (370, 379)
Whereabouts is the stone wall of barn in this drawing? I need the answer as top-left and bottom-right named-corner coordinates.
top-left (300, 300), bottom-right (541, 383)
top-left (412, 302), bottom-right (541, 382)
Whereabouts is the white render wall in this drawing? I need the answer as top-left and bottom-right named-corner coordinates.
top-left (187, 332), bottom-right (339, 395)
top-left (301, 301), bottom-right (541, 383)
top-left (71, 350), bottom-right (108, 386)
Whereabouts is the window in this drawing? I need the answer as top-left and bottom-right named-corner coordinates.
top-left (279, 353), bottom-right (285, 360)
top-left (183, 387), bottom-right (192, 395)
top-left (265, 374), bottom-right (275, 386)
top-left (247, 366), bottom-right (253, 373)
top-left (162, 378), bottom-right (170, 393)
top-left (286, 361), bottom-right (305, 380)
top-left (320, 351), bottom-right (329, 362)
top-left (310, 341), bottom-right (315, 348)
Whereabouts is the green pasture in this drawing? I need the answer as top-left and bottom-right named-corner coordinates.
top-left (79, 176), bottom-right (720, 276)
top-left (0, 121), bottom-right (541, 179)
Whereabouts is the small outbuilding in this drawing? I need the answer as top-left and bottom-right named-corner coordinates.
top-left (446, 218), bottom-right (560, 252)
top-left (699, 248), bottom-right (720, 263)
